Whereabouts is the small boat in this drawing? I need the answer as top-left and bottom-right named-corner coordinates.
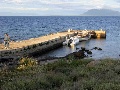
top-left (63, 36), bottom-right (79, 46)
top-left (69, 36), bottom-right (79, 46)
top-left (63, 30), bottom-right (91, 46)
top-left (78, 34), bottom-right (91, 41)
top-left (77, 30), bottom-right (91, 41)
top-left (63, 37), bottom-right (70, 46)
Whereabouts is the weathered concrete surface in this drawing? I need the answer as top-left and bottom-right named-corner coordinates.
top-left (0, 31), bottom-right (75, 50)
top-left (95, 30), bottom-right (106, 38)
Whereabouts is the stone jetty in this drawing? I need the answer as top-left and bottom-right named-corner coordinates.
top-left (0, 30), bottom-right (106, 59)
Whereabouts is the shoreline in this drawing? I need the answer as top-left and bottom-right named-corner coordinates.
top-left (0, 46), bottom-right (117, 68)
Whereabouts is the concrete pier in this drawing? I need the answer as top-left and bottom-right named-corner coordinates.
top-left (74, 30), bottom-right (106, 38)
top-left (95, 30), bottom-right (106, 38)
top-left (0, 30), bottom-right (106, 59)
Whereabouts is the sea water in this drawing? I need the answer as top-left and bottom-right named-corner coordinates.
top-left (0, 16), bottom-right (120, 59)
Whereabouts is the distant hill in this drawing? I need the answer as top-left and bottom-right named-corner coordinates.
top-left (81, 9), bottom-right (120, 16)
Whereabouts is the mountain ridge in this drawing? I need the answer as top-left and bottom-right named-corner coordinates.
top-left (81, 9), bottom-right (120, 16)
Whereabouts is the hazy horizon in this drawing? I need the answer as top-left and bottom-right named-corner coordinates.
top-left (0, 0), bottom-right (120, 16)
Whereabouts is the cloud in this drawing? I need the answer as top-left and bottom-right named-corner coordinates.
top-left (102, 4), bottom-right (120, 11)
top-left (0, 0), bottom-right (120, 15)
top-left (3, 0), bottom-right (23, 3)
top-left (0, 6), bottom-right (49, 11)
top-left (0, 0), bottom-right (105, 9)
top-left (0, 0), bottom-right (108, 14)
top-left (115, 0), bottom-right (120, 2)
top-left (16, 7), bottom-right (49, 11)
top-left (0, 0), bottom-right (88, 11)
top-left (11, 0), bottom-right (22, 3)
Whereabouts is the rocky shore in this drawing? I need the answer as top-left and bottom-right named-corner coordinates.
top-left (0, 46), bottom-right (103, 69)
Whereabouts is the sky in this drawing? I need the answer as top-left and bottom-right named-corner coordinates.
top-left (0, 0), bottom-right (120, 16)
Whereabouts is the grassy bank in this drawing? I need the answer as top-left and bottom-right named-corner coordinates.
top-left (0, 57), bottom-right (120, 90)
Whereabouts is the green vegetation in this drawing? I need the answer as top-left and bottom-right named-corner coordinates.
top-left (0, 57), bottom-right (120, 90)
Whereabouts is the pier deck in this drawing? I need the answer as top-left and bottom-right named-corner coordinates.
top-left (0, 31), bottom-right (74, 50)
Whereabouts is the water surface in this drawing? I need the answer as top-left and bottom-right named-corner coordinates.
top-left (0, 16), bottom-right (120, 59)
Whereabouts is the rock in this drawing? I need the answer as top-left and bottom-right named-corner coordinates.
top-left (98, 48), bottom-right (102, 50)
top-left (94, 47), bottom-right (98, 50)
top-left (92, 47), bottom-right (102, 50)
top-left (65, 49), bottom-right (86, 59)
top-left (81, 47), bottom-right (85, 51)
top-left (90, 48), bottom-right (94, 50)
top-left (76, 47), bottom-right (79, 50)
top-left (87, 51), bottom-right (92, 54)
top-left (74, 50), bottom-right (85, 58)
top-left (85, 49), bottom-right (89, 52)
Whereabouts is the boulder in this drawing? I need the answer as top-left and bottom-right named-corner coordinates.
top-left (81, 47), bottom-right (85, 51)
top-left (74, 50), bottom-right (85, 58)
top-left (98, 48), bottom-right (102, 50)
top-left (87, 51), bottom-right (92, 54)
top-left (85, 49), bottom-right (89, 52)
top-left (93, 47), bottom-right (98, 50)
top-left (76, 47), bottom-right (79, 50)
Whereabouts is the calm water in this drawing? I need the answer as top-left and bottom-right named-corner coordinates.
top-left (0, 16), bottom-right (120, 59)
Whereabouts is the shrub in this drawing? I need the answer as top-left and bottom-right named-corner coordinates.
top-left (17, 57), bottom-right (38, 71)
top-left (54, 67), bottom-right (72, 75)
top-left (46, 72), bottom-right (65, 88)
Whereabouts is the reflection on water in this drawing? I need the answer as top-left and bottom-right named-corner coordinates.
top-left (80, 40), bottom-right (90, 48)
top-left (40, 38), bottom-right (120, 59)
top-left (70, 45), bottom-right (76, 50)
